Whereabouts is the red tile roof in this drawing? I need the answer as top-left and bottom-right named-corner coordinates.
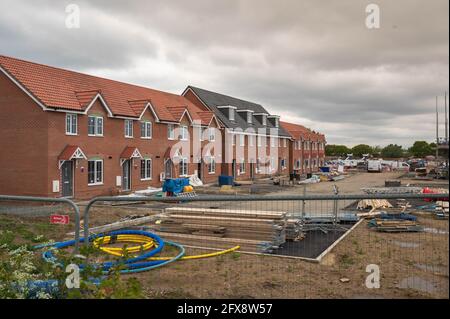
top-left (0, 55), bottom-right (215, 124)
top-left (281, 121), bottom-right (326, 142)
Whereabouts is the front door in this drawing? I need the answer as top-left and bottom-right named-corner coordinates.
top-left (61, 161), bottom-right (73, 197)
top-left (122, 159), bottom-right (131, 191)
top-left (197, 161), bottom-right (202, 180)
top-left (165, 159), bottom-right (173, 179)
top-left (232, 160), bottom-right (236, 179)
top-left (250, 163), bottom-right (255, 180)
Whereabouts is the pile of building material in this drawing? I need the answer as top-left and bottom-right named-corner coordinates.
top-left (151, 207), bottom-right (287, 253)
top-left (368, 219), bottom-right (423, 232)
top-left (361, 187), bottom-right (423, 194)
top-left (436, 201), bottom-right (449, 219)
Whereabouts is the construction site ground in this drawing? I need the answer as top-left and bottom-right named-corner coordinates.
top-left (0, 171), bottom-right (448, 298)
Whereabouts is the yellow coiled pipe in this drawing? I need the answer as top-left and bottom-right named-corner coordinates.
top-left (93, 234), bottom-right (240, 260)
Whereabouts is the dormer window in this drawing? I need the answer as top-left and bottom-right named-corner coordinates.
top-left (217, 105), bottom-right (237, 121)
top-left (247, 112), bottom-right (252, 124)
top-left (262, 115), bottom-right (267, 126)
top-left (268, 115), bottom-right (280, 128)
top-left (229, 108), bottom-right (235, 121)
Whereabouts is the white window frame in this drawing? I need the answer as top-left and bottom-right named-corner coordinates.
top-left (257, 135), bottom-right (262, 147)
top-left (270, 157), bottom-right (275, 171)
top-left (271, 137), bottom-right (275, 148)
top-left (140, 158), bottom-right (152, 180)
top-left (167, 124), bottom-right (175, 140)
top-left (88, 159), bottom-right (103, 186)
top-left (209, 127), bottom-right (216, 142)
top-left (262, 115), bottom-right (267, 126)
top-left (88, 116), bottom-right (103, 137)
top-left (239, 134), bottom-right (245, 147)
top-left (180, 125), bottom-right (188, 141)
top-left (284, 139), bottom-right (287, 148)
top-left (281, 158), bottom-right (287, 170)
top-left (140, 121), bottom-right (152, 139)
top-left (124, 119), bottom-right (133, 138)
top-left (249, 135), bottom-right (254, 147)
top-left (179, 157), bottom-right (188, 176)
top-left (66, 113), bottom-right (77, 135)
top-left (231, 134), bottom-right (236, 146)
top-left (247, 112), bottom-right (252, 124)
top-left (208, 156), bottom-right (216, 174)
top-left (240, 158), bottom-right (246, 173)
top-left (229, 108), bottom-right (235, 121)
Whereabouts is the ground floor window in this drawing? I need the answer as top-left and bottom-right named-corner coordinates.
top-left (88, 160), bottom-right (103, 185)
top-left (281, 158), bottom-right (287, 169)
top-left (295, 159), bottom-right (301, 169)
top-left (304, 159), bottom-right (309, 168)
top-left (179, 157), bottom-right (188, 176)
top-left (140, 159), bottom-right (152, 180)
top-left (239, 158), bottom-right (246, 173)
top-left (208, 157), bottom-right (216, 174)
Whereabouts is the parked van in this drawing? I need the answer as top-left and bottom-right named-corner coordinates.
top-left (367, 160), bottom-right (382, 172)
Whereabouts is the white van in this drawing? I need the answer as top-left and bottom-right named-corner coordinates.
top-left (367, 160), bottom-right (382, 172)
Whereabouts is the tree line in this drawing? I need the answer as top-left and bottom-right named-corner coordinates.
top-left (325, 141), bottom-right (437, 158)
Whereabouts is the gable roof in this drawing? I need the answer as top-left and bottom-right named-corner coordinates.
top-left (0, 55), bottom-right (214, 124)
top-left (281, 121), bottom-right (326, 142)
top-left (183, 86), bottom-right (290, 137)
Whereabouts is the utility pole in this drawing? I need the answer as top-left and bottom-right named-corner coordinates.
top-left (445, 91), bottom-right (448, 144)
top-left (436, 96), bottom-right (439, 160)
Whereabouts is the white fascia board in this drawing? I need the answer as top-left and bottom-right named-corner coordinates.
top-left (138, 102), bottom-right (160, 122)
top-left (84, 93), bottom-right (114, 117)
top-left (217, 105), bottom-right (237, 110)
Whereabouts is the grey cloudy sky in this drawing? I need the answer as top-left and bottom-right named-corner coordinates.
top-left (0, 0), bottom-right (448, 147)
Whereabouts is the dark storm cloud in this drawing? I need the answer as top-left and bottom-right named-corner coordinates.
top-left (0, 0), bottom-right (448, 146)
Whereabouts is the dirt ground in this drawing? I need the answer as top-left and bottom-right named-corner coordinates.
top-left (1, 171), bottom-right (448, 298)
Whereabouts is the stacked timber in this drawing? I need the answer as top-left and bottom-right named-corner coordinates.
top-left (368, 219), bottom-right (423, 232)
top-left (152, 207), bottom-right (287, 253)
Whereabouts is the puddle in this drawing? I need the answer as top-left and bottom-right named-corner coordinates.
top-left (393, 241), bottom-right (420, 248)
top-left (414, 264), bottom-right (449, 275)
top-left (423, 227), bottom-right (449, 235)
top-left (396, 276), bottom-right (438, 293)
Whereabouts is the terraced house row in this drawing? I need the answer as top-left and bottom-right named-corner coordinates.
top-left (0, 55), bottom-right (326, 199)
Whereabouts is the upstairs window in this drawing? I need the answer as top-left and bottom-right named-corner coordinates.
top-left (124, 120), bottom-right (133, 138)
top-left (66, 113), bottom-right (77, 135)
top-left (88, 116), bottom-right (103, 136)
top-left (140, 121), bottom-right (152, 139)
top-left (209, 127), bottom-right (216, 141)
top-left (247, 112), bottom-right (252, 124)
top-left (271, 137), bottom-right (275, 147)
top-left (262, 115), bottom-right (267, 126)
top-left (257, 135), bottom-right (262, 147)
top-left (240, 134), bottom-right (245, 146)
top-left (229, 108), bottom-right (235, 121)
top-left (167, 124), bottom-right (175, 140)
top-left (249, 135), bottom-right (254, 147)
top-left (179, 125), bottom-right (188, 141)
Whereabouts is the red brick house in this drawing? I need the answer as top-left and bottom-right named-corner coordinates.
top-left (0, 55), bottom-right (221, 199)
top-left (281, 121), bottom-right (326, 174)
top-left (183, 86), bottom-right (291, 181)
